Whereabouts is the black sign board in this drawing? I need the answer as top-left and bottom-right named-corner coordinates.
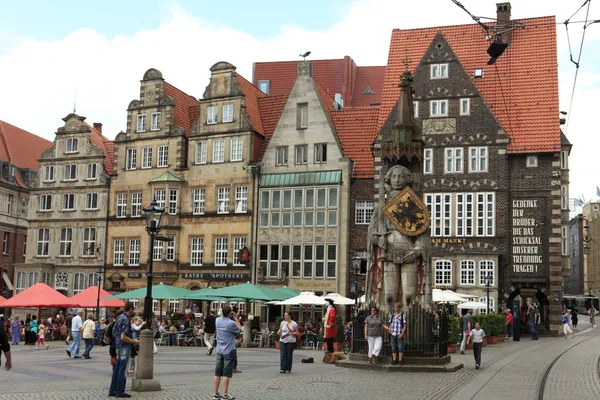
top-left (128, 272), bottom-right (142, 278)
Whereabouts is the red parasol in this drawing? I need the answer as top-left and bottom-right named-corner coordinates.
top-left (69, 286), bottom-right (124, 308)
top-left (0, 283), bottom-right (80, 309)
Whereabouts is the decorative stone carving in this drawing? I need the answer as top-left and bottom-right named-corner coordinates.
top-left (159, 96), bottom-right (175, 106)
top-left (57, 113), bottom-right (91, 134)
top-left (143, 68), bottom-right (163, 81)
top-left (297, 61), bottom-right (312, 77)
top-left (170, 126), bottom-right (185, 137)
top-left (422, 118), bottom-right (456, 135)
top-left (128, 100), bottom-right (140, 110)
top-left (114, 132), bottom-right (127, 143)
top-left (39, 146), bottom-right (56, 160)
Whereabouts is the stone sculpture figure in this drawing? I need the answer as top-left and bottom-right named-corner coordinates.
top-left (366, 165), bottom-right (428, 312)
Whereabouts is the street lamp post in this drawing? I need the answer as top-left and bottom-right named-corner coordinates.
top-left (485, 274), bottom-right (493, 314)
top-left (95, 267), bottom-right (103, 318)
top-left (142, 199), bottom-right (164, 325)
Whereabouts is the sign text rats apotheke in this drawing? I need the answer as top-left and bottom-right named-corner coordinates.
top-left (182, 272), bottom-right (249, 280)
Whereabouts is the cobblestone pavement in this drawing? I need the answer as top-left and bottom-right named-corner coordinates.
top-left (0, 321), bottom-right (597, 399)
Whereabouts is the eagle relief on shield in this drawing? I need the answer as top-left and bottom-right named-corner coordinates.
top-left (382, 186), bottom-right (430, 236)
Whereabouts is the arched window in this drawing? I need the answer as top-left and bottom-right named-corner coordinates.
top-left (73, 273), bottom-right (86, 294)
top-left (41, 271), bottom-right (51, 286)
top-left (55, 272), bottom-right (68, 290)
top-left (479, 297), bottom-right (495, 314)
top-left (434, 260), bottom-right (452, 286)
top-left (460, 260), bottom-right (475, 285)
top-left (88, 273), bottom-right (98, 288)
top-left (27, 271), bottom-right (39, 288)
top-left (16, 271), bottom-right (26, 294)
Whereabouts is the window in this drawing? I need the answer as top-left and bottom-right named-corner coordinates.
top-left (153, 238), bottom-right (163, 261)
top-left (413, 101), bottom-right (419, 117)
top-left (434, 260), bottom-right (452, 285)
top-left (88, 272), bottom-right (98, 287)
top-left (217, 187), bottom-right (230, 214)
top-left (137, 114), bottom-right (147, 132)
top-left (426, 194), bottom-right (452, 237)
top-left (469, 147), bottom-right (488, 173)
top-left (40, 194), bottom-right (52, 211)
top-left (276, 146), bottom-right (288, 166)
top-left (315, 143), bottom-right (327, 163)
top-left (460, 260), bottom-right (475, 285)
top-left (59, 227), bottom-right (72, 257)
top-left (66, 137), bottom-right (78, 153)
top-left (223, 104), bottom-right (234, 123)
top-left (84, 164), bottom-right (97, 181)
top-left (561, 185), bottom-right (568, 210)
top-left (430, 100), bottom-right (449, 117)
top-left (430, 63), bottom-right (448, 79)
top-left (85, 192), bottom-right (98, 210)
top-left (83, 227), bottom-right (96, 256)
top-left (64, 164), bottom-right (77, 180)
top-left (212, 140), bottom-right (225, 163)
top-left (327, 245), bottom-right (337, 278)
top-left (44, 165), bottom-right (55, 182)
top-left (215, 237), bottom-right (228, 266)
top-left (168, 189), bottom-right (178, 215)
top-left (297, 103), bottom-right (308, 129)
top-left (157, 146), bottom-right (168, 167)
top-left (126, 148), bottom-right (137, 170)
top-left (295, 145), bottom-right (308, 164)
top-left (526, 155), bottom-right (538, 168)
top-left (456, 193), bottom-right (474, 237)
top-left (258, 80), bottom-right (270, 94)
top-left (303, 245), bottom-right (313, 278)
top-left (142, 147), bottom-right (153, 169)
top-left (479, 260), bottom-right (494, 286)
top-left (261, 186), bottom-right (339, 228)
top-left (562, 226), bottom-right (569, 256)
top-left (424, 148), bottom-right (433, 174)
top-left (473, 68), bottom-right (484, 78)
top-left (230, 138), bottom-right (243, 161)
top-left (191, 237), bottom-right (204, 266)
top-left (315, 245), bottom-right (325, 278)
top-left (113, 240), bottom-right (125, 266)
top-left (195, 141), bottom-right (207, 164)
top-left (55, 272), bottom-right (68, 290)
top-left (233, 237), bottom-right (247, 266)
top-left (154, 189), bottom-right (166, 209)
top-left (166, 236), bottom-right (175, 261)
top-left (561, 150), bottom-right (568, 170)
top-left (2, 232), bottom-right (8, 255)
top-left (7, 195), bottom-right (12, 215)
top-left (234, 186), bottom-right (248, 213)
top-left (73, 273), bottom-right (85, 295)
top-left (26, 272), bottom-right (38, 289)
top-left (476, 192), bottom-right (495, 237)
top-left (37, 228), bottom-right (50, 256)
top-left (460, 98), bottom-right (471, 115)
top-left (445, 148), bottom-right (463, 173)
top-left (62, 193), bottom-right (75, 211)
top-left (151, 112), bottom-right (161, 131)
top-left (292, 245), bottom-right (301, 278)
top-left (131, 192), bottom-right (142, 217)
top-left (116, 193), bottom-right (127, 218)
top-left (169, 299), bottom-right (180, 313)
top-left (355, 200), bottom-right (374, 225)
top-left (192, 188), bottom-right (206, 215)
top-left (41, 271), bottom-right (51, 286)
top-left (207, 106), bottom-right (218, 124)
top-left (479, 297), bottom-right (495, 314)
top-left (129, 239), bottom-right (140, 266)
top-left (16, 271), bottom-right (26, 294)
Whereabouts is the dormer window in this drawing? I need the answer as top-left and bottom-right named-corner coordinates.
top-left (430, 100), bottom-right (448, 117)
top-left (66, 137), bottom-right (78, 153)
top-left (151, 112), bottom-right (161, 131)
top-left (430, 63), bottom-right (448, 79)
top-left (207, 106), bottom-right (218, 125)
top-left (136, 114), bottom-right (146, 132)
top-left (258, 80), bottom-right (270, 95)
top-left (526, 155), bottom-right (538, 168)
top-left (473, 68), bottom-right (484, 78)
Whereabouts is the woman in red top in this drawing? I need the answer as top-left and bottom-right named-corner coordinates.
top-left (323, 299), bottom-right (337, 353)
top-left (505, 308), bottom-right (513, 340)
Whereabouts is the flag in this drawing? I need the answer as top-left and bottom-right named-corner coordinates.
top-left (597, 186), bottom-right (600, 197)
top-left (574, 198), bottom-right (584, 207)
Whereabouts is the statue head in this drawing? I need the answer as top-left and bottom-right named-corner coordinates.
top-left (385, 165), bottom-right (413, 191)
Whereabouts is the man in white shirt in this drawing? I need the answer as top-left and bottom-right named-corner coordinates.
top-left (66, 310), bottom-right (84, 359)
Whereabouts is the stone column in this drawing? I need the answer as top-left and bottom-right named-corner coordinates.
top-left (131, 330), bottom-right (161, 392)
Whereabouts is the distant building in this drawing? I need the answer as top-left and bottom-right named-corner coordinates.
top-left (564, 214), bottom-right (584, 294)
top-left (582, 203), bottom-right (600, 296)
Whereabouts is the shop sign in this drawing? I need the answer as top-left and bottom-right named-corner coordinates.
top-left (127, 272), bottom-right (142, 278)
top-left (181, 272), bottom-right (249, 281)
top-left (295, 280), bottom-right (334, 288)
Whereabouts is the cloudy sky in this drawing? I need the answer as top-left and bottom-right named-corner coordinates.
top-left (1, 0), bottom-right (599, 204)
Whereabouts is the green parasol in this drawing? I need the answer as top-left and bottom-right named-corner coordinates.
top-left (103, 283), bottom-right (192, 300)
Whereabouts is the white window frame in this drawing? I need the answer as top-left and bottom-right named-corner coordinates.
top-left (7, 194), bottom-right (12, 215)
top-left (59, 227), bottom-right (72, 257)
top-left (66, 137), bottom-right (78, 153)
top-left (63, 193), bottom-right (76, 211)
top-left (295, 145), bottom-right (307, 165)
top-left (192, 188), bottom-right (206, 215)
top-left (315, 143), bottom-right (327, 164)
top-left (142, 147), bottom-right (153, 169)
top-left (479, 260), bottom-right (495, 286)
top-left (212, 140), bottom-right (225, 163)
top-left (526, 155), bottom-right (538, 168)
top-left (258, 80), bottom-right (269, 94)
top-left (166, 235), bottom-right (175, 261)
top-left (40, 194), bottom-right (53, 211)
top-left (276, 146), bottom-right (288, 166)
top-left (16, 271), bottom-right (26, 294)
top-left (233, 237), bottom-right (247, 266)
top-left (136, 114), bottom-right (146, 132)
top-left (195, 141), bottom-right (207, 164)
top-left (456, 193), bottom-right (474, 237)
top-left (129, 239), bottom-right (140, 266)
top-left (83, 227), bottom-right (96, 257)
top-left (434, 260), bottom-right (452, 286)
top-left (426, 194), bottom-right (452, 237)
top-left (116, 193), bottom-right (127, 218)
top-left (207, 106), bottom-right (218, 125)
top-left (562, 226), bottom-right (569, 256)
top-left (87, 163), bottom-right (97, 180)
top-left (154, 189), bottom-right (166, 209)
top-left (168, 299), bottom-right (180, 313)
top-left (2, 232), bottom-right (8, 255)
top-left (131, 192), bottom-right (142, 217)
top-left (561, 185), bottom-right (568, 210)
top-left (157, 145), bottom-right (168, 168)
top-left (44, 165), bottom-right (55, 182)
top-left (444, 147), bottom-right (463, 173)
top-left (429, 99), bottom-right (449, 117)
top-left (27, 271), bottom-right (38, 288)
top-left (85, 192), bottom-right (99, 210)
top-left (37, 228), bottom-right (50, 256)
top-left (460, 260), bottom-right (475, 286)
top-left (355, 200), bottom-right (374, 225)
top-left (430, 63), bottom-right (448, 79)
top-left (560, 150), bottom-right (568, 170)
top-left (190, 237), bottom-right (204, 266)
top-left (151, 112), bottom-right (161, 131)
top-left (469, 147), bottom-right (488, 173)
top-left (222, 104), bottom-right (234, 123)
top-left (113, 239), bottom-right (125, 266)
top-left (64, 164), bottom-right (77, 181)
top-left (230, 138), bottom-right (243, 162)
top-left (215, 237), bottom-right (228, 266)
top-left (153, 238), bottom-right (163, 261)
top-left (424, 148), bottom-right (433, 174)
top-left (168, 189), bottom-right (178, 215)
top-left (235, 186), bottom-right (248, 213)
top-left (126, 148), bottom-right (137, 170)
top-left (217, 187), bottom-right (230, 214)
top-left (298, 104), bottom-right (308, 129)
top-left (460, 98), bottom-right (471, 116)
top-left (479, 297), bottom-right (495, 314)
top-left (413, 101), bottom-right (419, 118)
top-left (476, 192), bottom-right (495, 237)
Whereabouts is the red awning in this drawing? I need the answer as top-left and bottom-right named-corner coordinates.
top-left (69, 286), bottom-right (124, 308)
top-left (0, 283), bottom-right (80, 309)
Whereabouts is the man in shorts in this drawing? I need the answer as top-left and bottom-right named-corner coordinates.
top-left (213, 305), bottom-right (241, 400)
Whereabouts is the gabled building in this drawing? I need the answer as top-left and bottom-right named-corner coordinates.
top-left (0, 121), bottom-right (52, 299)
top-left (16, 114), bottom-right (112, 299)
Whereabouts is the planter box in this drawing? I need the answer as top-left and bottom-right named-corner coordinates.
top-left (487, 336), bottom-right (497, 344)
top-left (466, 342), bottom-right (473, 350)
top-left (274, 341), bottom-right (280, 349)
top-left (496, 336), bottom-right (505, 343)
top-left (447, 344), bottom-right (457, 354)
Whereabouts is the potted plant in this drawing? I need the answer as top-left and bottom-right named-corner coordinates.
top-left (272, 317), bottom-right (283, 349)
top-left (333, 315), bottom-right (344, 352)
top-left (447, 315), bottom-right (460, 353)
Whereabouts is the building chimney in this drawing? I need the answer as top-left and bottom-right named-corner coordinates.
top-left (496, 2), bottom-right (512, 43)
top-left (93, 122), bottom-right (103, 134)
top-left (297, 60), bottom-right (312, 78)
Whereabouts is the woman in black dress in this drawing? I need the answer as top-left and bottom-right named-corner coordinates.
top-left (571, 309), bottom-right (578, 329)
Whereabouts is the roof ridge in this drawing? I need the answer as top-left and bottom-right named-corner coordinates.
top-left (391, 15), bottom-right (555, 33)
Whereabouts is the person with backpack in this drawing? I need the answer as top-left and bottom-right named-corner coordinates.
top-left (106, 309), bottom-right (123, 367)
top-left (387, 303), bottom-right (407, 365)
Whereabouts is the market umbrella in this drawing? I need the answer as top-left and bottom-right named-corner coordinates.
top-left (433, 289), bottom-right (467, 303)
top-left (208, 282), bottom-right (288, 302)
top-left (457, 301), bottom-right (488, 310)
top-left (321, 293), bottom-right (355, 305)
top-left (0, 283), bottom-right (81, 318)
top-left (69, 286), bottom-right (125, 308)
top-left (275, 287), bottom-right (300, 298)
top-left (277, 291), bottom-right (327, 305)
top-left (184, 288), bottom-right (247, 302)
top-left (103, 283), bottom-right (191, 300)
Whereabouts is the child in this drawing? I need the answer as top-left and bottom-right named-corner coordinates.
top-left (469, 322), bottom-right (485, 369)
top-left (36, 323), bottom-right (49, 350)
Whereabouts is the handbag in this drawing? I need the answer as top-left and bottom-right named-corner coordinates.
top-left (285, 323), bottom-right (300, 345)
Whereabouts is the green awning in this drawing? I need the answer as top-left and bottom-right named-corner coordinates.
top-left (149, 171), bottom-right (185, 183)
top-left (260, 170), bottom-right (342, 187)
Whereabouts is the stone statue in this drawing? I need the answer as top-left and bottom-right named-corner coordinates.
top-left (366, 165), bottom-right (429, 312)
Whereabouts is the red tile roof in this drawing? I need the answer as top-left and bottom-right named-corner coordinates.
top-left (332, 106), bottom-right (380, 178)
top-left (0, 120), bottom-right (52, 171)
top-left (257, 94), bottom-right (288, 156)
top-left (313, 80), bottom-right (336, 123)
top-left (235, 74), bottom-right (267, 135)
top-left (88, 125), bottom-right (114, 175)
top-left (352, 66), bottom-right (386, 107)
top-left (380, 17), bottom-right (560, 153)
top-left (164, 82), bottom-right (200, 136)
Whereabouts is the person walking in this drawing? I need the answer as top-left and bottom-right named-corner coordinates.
top-left (504, 308), bottom-right (513, 340)
top-left (30, 315), bottom-right (39, 346)
top-left (387, 303), bottom-right (407, 365)
top-left (589, 305), bottom-right (597, 327)
top-left (571, 309), bottom-right (578, 329)
top-left (108, 302), bottom-right (139, 398)
top-left (277, 312), bottom-right (298, 373)
top-left (460, 309), bottom-right (474, 354)
top-left (562, 309), bottom-right (574, 339)
top-left (10, 316), bottom-right (20, 345)
top-left (212, 305), bottom-right (241, 400)
top-left (128, 316), bottom-right (145, 373)
top-left (528, 304), bottom-right (538, 340)
top-left (469, 322), bottom-right (485, 369)
top-left (35, 322), bottom-right (49, 350)
top-left (323, 299), bottom-right (337, 354)
top-left (203, 310), bottom-right (217, 355)
top-left (67, 310), bottom-right (83, 359)
top-left (24, 314), bottom-right (32, 345)
top-left (82, 314), bottom-right (96, 359)
top-left (364, 306), bottom-right (384, 365)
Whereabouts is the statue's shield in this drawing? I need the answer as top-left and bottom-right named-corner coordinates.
top-left (382, 186), bottom-right (431, 237)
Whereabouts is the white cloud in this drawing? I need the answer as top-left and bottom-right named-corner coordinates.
top-left (0, 0), bottom-right (598, 201)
